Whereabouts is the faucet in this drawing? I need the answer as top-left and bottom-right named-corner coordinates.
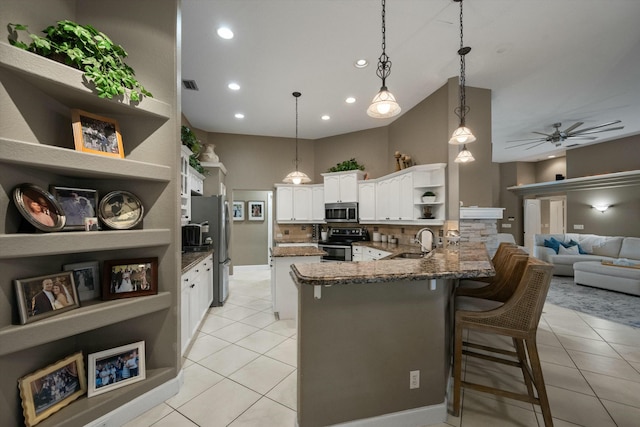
top-left (414, 227), bottom-right (435, 253)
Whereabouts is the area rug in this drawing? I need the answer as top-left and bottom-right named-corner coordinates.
top-left (546, 276), bottom-right (640, 328)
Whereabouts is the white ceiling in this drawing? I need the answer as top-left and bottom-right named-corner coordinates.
top-left (181, 0), bottom-right (640, 163)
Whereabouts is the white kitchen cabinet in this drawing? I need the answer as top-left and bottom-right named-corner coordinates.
top-left (358, 182), bottom-right (376, 221)
top-left (272, 255), bottom-right (321, 319)
top-left (322, 171), bottom-right (365, 203)
top-left (352, 245), bottom-right (364, 261)
top-left (189, 166), bottom-right (205, 196)
top-left (181, 254), bottom-right (214, 356)
top-left (362, 247), bottom-right (392, 260)
top-left (276, 184), bottom-right (312, 223)
top-left (311, 184), bottom-right (326, 222)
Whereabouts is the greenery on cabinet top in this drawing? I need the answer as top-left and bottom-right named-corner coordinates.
top-left (181, 125), bottom-right (206, 174)
top-left (8, 20), bottom-right (152, 101)
top-left (327, 158), bottom-right (365, 173)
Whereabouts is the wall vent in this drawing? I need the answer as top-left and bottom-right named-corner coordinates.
top-left (182, 79), bottom-right (199, 90)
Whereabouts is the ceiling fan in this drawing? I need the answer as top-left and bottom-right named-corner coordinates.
top-left (507, 120), bottom-right (624, 150)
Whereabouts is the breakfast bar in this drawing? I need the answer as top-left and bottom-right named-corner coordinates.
top-left (291, 243), bottom-right (494, 427)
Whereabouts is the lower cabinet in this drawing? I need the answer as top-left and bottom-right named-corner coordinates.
top-left (181, 254), bottom-right (214, 356)
top-left (272, 255), bottom-right (321, 319)
top-left (353, 246), bottom-right (391, 261)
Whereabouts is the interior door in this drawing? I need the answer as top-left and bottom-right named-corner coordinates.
top-left (524, 199), bottom-right (542, 253)
top-left (549, 199), bottom-right (565, 234)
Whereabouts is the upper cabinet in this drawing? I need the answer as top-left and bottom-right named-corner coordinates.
top-left (276, 185), bottom-right (312, 223)
top-left (322, 171), bottom-right (365, 203)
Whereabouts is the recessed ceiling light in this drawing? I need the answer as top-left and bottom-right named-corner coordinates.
top-left (235, 113), bottom-right (244, 119)
top-left (354, 59), bottom-right (368, 68)
top-left (228, 82), bottom-right (240, 90)
top-left (217, 27), bottom-right (234, 39)
top-left (321, 115), bottom-right (330, 121)
top-left (547, 155), bottom-right (556, 158)
top-left (345, 97), bottom-right (356, 104)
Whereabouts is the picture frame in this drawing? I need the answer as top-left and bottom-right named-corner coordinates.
top-left (13, 183), bottom-right (66, 232)
top-left (71, 109), bottom-right (124, 158)
top-left (18, 352), bottom-right (86, 427)
top-left (98, 190), bottom-right (144, 230)
top-left (87, 341), bottom-right (146, 397)
top-left (62, 261), bottom-right (100, 301)
top-left (102, 257), bottom-right (158, 300)
top-left (248, 201), bottom-right (265, 221)
top-left (14, 272), bottom-right (81, 325)
top-left (232, 200), bottom-right (245, 221)
top-left (49, 186), bottom-right (99, 231)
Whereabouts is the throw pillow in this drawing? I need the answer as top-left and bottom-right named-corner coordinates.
top-left (558, 244), bottom-right (580, 255)
top-left (568, 239), bottom-right (588, 254)
top-left (544, 238), bottom-right (561, 254)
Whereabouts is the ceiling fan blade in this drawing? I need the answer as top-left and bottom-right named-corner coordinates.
top-left (563, 121), bottom-right (584, 133)
top-left (532, 131), bottom-right (552, 137)
top-left (506, 137), bottom-right (547, 143)
top-left (570, 120), bottom-right (622, 134)
top-left (505, 139), bottom-right (546, 148)
top-left (525, 141), bottom-right (549, 150)
top-left (571, 126), bottom-right (624, 136)
top-left (566, 136), bottom-right (598, 140)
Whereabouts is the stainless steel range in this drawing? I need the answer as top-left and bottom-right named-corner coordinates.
top-left (318, 227), bottom-right (369, 262)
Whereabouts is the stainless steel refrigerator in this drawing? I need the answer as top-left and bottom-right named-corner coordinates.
top-left (191, 195), bottom-right (230, 306)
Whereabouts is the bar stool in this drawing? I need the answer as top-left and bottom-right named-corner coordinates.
top-left (451, 258), bottom-right (554, 426)
top-left (455, 252), bottom-right (529, 302)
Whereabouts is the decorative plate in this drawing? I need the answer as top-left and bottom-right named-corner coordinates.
top-left (13, 183), bottom-right (66, 232)
top-left (98, 190), bottom-right (144, 230)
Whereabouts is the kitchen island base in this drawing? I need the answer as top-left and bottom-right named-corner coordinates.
top-left (297, 278), bottom-right (453, 427)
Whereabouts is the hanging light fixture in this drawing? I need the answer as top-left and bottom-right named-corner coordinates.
top-left (283, 92), bottom-right (311, 185)
top-left (450, 0), bottom-right (476, 165)
top-left (367, 0), bottom-right (401, 119)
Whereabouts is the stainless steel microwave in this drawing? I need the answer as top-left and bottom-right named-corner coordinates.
top-left (325, 202), bottom-right (358, 223)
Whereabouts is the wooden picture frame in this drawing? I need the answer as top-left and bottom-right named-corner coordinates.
top-left (87, 341), bottom-right (146, 397)
top-left (13, 184), bottom-right (66, 232)
top-left (232, 200), bottom-right (245, 221)
top-left (248, 201), bottom-right (264, 221)
top-left (102, 257), bottom-right (158, 300)
top-left (98, 190), bottom-right (144, 230)
top-left (49, 186), bottom-right (99, 231)
top-left (62, 261), bottom-right (100, 301)
top-left (14, 271), bottom-right (81, 325)
top-left (71, 109), bottom-right (124, 158)
top-left (18, 352), bottom-right (86, 427)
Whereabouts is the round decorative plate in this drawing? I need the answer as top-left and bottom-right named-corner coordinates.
top-left (13, 183), bottom-right (66, 232)
top-left (98, 191), bottom-right (144, 230)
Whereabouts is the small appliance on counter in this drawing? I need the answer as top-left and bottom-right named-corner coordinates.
top-left (181, 222), bottom-right (212, 252)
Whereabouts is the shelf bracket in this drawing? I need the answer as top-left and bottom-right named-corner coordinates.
top-left (314, 286), bottom-right (322, 299)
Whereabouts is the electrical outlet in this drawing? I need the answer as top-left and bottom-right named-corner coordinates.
top-left (573, 224), bottom-right (584, 230)
top-left (410, 370), bottom-right (420, 389)
top-left (502, 223), bottom-right (512, 228)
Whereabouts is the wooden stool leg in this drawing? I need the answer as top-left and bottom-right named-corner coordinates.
top-left (452, 323), bottom-right (464, 416)
top-left (513, 338), bottom-right (534, 397)
top-left (526, 339), bottom-right (553, 427)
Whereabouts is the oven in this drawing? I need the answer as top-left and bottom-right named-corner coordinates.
top-left (318, 227), bottom-right (369, 262)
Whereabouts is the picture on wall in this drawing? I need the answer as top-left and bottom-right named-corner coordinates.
top-left (248, 201), bottom-right (264, 221)
top-left (71, 109), bottom-right (124, 158)
top-left (18, 352), bottom-right (86, 427)
top-left (232, 201), bottom-right (245, 221)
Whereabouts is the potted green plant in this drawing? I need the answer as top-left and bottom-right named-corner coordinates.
top-left (422, 191), bottom-right (436, 203)
top-left (327, 158), bottom-right (365, 173)
top-left (181, 126), bottom-right (206, 175)
top-left (8, 20), bottom-right (152, 101)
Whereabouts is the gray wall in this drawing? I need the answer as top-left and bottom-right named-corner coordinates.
top-left (232, 190), bottom-right (271, 266)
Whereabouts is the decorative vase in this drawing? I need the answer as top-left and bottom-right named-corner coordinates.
top-left (199, 144), bottom-right (219, 162)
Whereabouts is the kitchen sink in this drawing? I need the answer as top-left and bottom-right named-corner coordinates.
top-left (388, 251), bottom-right (428, 259)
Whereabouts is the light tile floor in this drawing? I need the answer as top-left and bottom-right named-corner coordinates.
top-left (126, 268), bottom-right (640, 427)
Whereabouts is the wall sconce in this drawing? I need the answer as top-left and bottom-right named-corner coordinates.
top-left (592, 204), bottom-right (610, 213)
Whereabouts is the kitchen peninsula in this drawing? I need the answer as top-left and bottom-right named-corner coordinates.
top-left (291, 243), bottom-right (494, 427)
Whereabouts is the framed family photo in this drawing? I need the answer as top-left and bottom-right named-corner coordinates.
top-left (13, 184), bottom-right (66, 232)
top-left (14, 272), bottom-right (80, 325)
top-left (98, 190), bottom-right (144, 230)
top-left (87, 341), bottom-right (146, 397)
top-left (49, 186), bottom-right (99, 231)
top-left (248, 201), bottom-right (264, 221)
top-left (18, 352), bottom-right (86, 427)
top-left (102, 257), bottom-right (158, 300)
top-left (62, 261), bottom-right (100, 301)
top-left (232, 200), bottom-right (244, 221)
top-left (71, 109), bottom-right (124, 158)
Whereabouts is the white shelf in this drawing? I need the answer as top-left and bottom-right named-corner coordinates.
top-left (201, 161), bottom-right (227, 175)
top-left (0, 138), bottom-right (172, 181)
top-left (0, 42), bottom-right (171, 119)
top-left (0, 229), bottom-right (171, 259)
top-left (0, 292), bottom-right (172, 356)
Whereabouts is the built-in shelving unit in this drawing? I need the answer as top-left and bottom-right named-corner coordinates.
top-left (0, 1), bottom-right (179, 425)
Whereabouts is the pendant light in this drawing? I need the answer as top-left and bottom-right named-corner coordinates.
top-left (450, 0), bottom-right (476, 164)
top-left (367, 0), bottom-right (401, 119)
top-left (283, 92), bottom-right (311, 185)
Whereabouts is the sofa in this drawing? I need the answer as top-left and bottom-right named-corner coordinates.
top-left (533, 233), bottom-right (640, 295)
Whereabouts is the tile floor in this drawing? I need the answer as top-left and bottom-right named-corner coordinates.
top-left (126, 268), bottom-right (640, 427)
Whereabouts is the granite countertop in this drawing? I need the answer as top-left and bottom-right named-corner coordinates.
top-left (182, 250), bottom-right (213, 273)
top-left (274, 238), bottom-right (318, 244)
top-left (291, 242), bottom-right (493, 285)
top-left (271, 246), bottom-right (327, 257)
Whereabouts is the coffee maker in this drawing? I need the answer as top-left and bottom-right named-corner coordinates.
top-left (182, 221), bottom-right (209, 250)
